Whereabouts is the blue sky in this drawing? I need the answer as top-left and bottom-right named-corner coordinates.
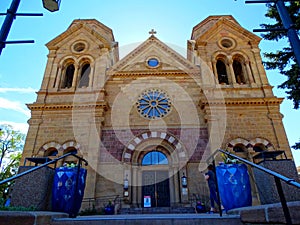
top-left (0, 0), bottom-right (299, 166)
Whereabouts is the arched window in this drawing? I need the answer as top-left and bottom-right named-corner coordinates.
top-left (78, 63), bottom-right (90, 88)
top-left (216, 60), bottom-right (229, 84)
top-left (63, 147), bottom-right (78, 165)
top-left (63, 147), bottom-right (78, 155)
top-left (253, 144), bottom-right (266, 152)
top-left (44, 148), bottom-right (58, 157)
top-left (142, 151), bottom-right (168, 166)
top-left (61, 64), bottom-right (75, 88)
top-left (233, 60), bottom-right (246, 84)
top-left (233, 144), bottom-right (245, 153)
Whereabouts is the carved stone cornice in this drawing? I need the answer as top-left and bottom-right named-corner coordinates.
top-left (110, 71), bottom-right (199, 78)
top-left (199, 97), bottom-right (283, 107)
top-left (27, 101), bottom-right (108, 111)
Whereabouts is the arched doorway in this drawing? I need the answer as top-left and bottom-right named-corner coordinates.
top-left (141, 151), bottom-right (170, 207)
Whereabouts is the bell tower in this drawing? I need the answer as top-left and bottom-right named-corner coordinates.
top-left (22, 19), bottom-right (119, 199)
top-left (188, 15), bottom-right (291, 161)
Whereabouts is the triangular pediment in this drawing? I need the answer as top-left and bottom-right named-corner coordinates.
top-left (107, 35), bottom-right (200, 76)
top-left (192, 15), bottom-right (261, 45)
top-left (46, 19), bottom-right (115, 50)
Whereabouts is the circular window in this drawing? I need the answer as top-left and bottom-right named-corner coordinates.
top-left (218, 37), bottom-right (236, 50)
top-left (221, 39), bottom-right (233, 48)
top-left (147, 58), bottom-right (159, 68)
top-left (73, 42), bottom-right (86, 52)
top-left (137, 89), bottom-right (171, 119)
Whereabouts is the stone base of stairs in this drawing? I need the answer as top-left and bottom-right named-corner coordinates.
top-left (1, 201), bottom-right (300, 225)
top-left (119, 206), bottom-right (196, 214)
top-left (52, 214), bottom-right (243, 225)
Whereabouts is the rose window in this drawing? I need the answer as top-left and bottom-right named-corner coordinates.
top-left (137, 89), bottom-right (171, 119)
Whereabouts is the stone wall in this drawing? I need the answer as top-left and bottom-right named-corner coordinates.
top-left (253, 160), bottom-right (300, 204)
top-left (11, 166), bottom-right (55, 210)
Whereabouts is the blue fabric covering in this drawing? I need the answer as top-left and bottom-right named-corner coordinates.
top-left (216, 164), bottom-right (252, 211)
top-left (52, 167), bottom-right (87, 217)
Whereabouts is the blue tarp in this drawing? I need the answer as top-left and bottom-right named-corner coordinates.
top-left (52, 167), bottom-right (87, 217)
top-left (216, 163), bottom-right (252, 211)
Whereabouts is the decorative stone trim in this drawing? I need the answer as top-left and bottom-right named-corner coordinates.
top-left (62, 141), bottom-right (81, 150)
top-left (27, 102), bottom-right (108, 111)
top-left (227, 137), bottom-right (273, 151)
top-left (38, 140), bottom-right (81, 157)
top-left (200, 98), bottom-right (283, 107)
top-left (249, 138), bottom-right (272, 148)
top-left (122, 131), bottom-right (187, 163)
top-left (41, 142), bottom-right (62, 152)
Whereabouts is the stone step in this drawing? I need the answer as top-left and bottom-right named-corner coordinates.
top-left (119, 207), bottom-right (196, 214)
top-left (52, 214), bottom-right (243, 225)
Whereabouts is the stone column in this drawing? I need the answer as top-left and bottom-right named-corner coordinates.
top-left (72, 64), bottom-right (79, 88)
top-left (212, 59), bottom-right (219, 84)
top-left (245, 60), bottom-right (254, 84)
top-left (53, 64), bottom-right (62, 89)
top-left (228, 58), bottom-right (237, 85)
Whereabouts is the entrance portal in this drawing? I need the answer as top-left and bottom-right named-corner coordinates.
top-left (142, 171), bottom-right (170, 207)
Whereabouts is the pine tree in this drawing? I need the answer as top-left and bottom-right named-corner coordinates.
top-left (260, 1), bottom-right (300, 148)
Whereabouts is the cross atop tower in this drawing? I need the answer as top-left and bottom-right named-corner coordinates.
top-left (149, 29), bottom-right (157, 36)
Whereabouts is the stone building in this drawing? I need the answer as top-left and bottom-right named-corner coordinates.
top-left (20, 15), bottom-right (296, 209)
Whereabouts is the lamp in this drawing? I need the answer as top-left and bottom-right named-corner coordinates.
top-left (42, 0), bottom-right (61, 12)
top-left (123, 175), bottom-right (129, 197)
top-left (182, 173), bottom-right (187, 188)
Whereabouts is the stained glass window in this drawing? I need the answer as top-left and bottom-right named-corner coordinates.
top-left (142, 151), bottom-right (168, 166)
top-left (137, 89), bottom-right (171, 119)
top-left (147, 58), bottom-right (159, 67)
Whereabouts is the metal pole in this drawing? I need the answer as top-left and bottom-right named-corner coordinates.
top-left (274, 177), bottom-right (293, 225)
top-left (275, 0), bottom-right (300, 66)
top-left (0, 0), bottom-right (21, 55)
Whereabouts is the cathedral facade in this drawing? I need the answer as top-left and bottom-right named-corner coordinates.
top-left (21, 15), bottom-right (294, 209)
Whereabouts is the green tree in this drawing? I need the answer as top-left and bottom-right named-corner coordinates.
top-left (0, 124), bottom-right (25, 200)
top-left (260, 1), bottom-right (300, 149)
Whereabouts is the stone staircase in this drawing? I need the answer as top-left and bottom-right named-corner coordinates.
top-left (119, 206), bottom-right (196, 214)
top-left (1, 201), bottom-right (300, 225)
top-left (51, 214), bottom-right (243, 225)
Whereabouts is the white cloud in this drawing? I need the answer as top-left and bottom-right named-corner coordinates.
top-left (0, 121), bottom-right (28, 134)
top-left (0, 87), bottom-right (36, 93)
top-left (0, 97), bottom-right (30, 117)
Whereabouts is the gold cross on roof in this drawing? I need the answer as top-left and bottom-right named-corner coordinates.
top-left (149, 29), bottom-right (157, 36)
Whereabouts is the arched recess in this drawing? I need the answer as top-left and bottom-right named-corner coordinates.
top-left (38, 141), bottom-right (62, 157)
top-left (232, 54), bottom-right (247, 84)
top-left (249, 137), bottom-right (274, 153)
top-left (122, 131), bottom-right (188, 207)
top-left (61, 140), bottom-right (82, 165)
top-left (122, 131), bottom-right (188, 165)
top-left (61, 61), bottom-right (75, 89)
top-left (212, 53), bottom-right (230, 85)
top-left (77, 56), bottom-right (94, 88)
top-left (227, 137), bottom-right (250, 159)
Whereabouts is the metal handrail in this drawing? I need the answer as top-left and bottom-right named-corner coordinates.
top-left (218, 149), bottom-right (300, 225)
top-left (218, 149), bottom-right (300, 189)
top-left (0, 152), bottom-right (88, 186)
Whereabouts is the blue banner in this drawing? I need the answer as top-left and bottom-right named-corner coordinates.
top-left (216, 163), bottom-right (252, 211)
top-left (52, 167), bottom-right (87, 217)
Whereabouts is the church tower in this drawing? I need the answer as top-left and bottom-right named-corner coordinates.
top-left (20, 15), bottom-right (296, 210)
top-left (22, 19), bottom-right (118, 198)
top-left (188, 15), bottom-right (290, 157)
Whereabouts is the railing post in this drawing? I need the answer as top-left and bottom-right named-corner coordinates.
top-left (212, 159), bottom-right (223, 217)
top-left (274, 177), bottom-right (292, 225)
top-left (71, 158), bottom-right (82, 218)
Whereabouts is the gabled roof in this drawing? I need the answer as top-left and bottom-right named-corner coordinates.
top-left (191, 15), bottom-right (261, 43)
top-left (107, 35), bottom-right (200, 76)
top-left (46, 19), bottom-right (115, 49)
